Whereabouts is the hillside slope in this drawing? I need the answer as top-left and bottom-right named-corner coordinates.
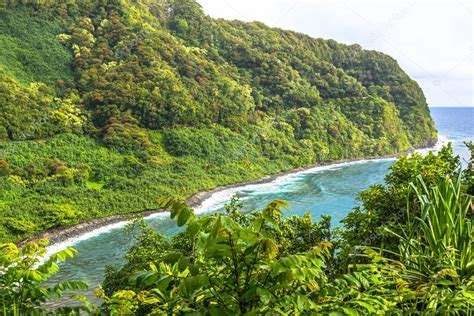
top-left (0, 0), bottom-right (437, 242)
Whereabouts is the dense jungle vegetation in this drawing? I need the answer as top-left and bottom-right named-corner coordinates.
top-left (1, 144), bottom-right (472, 314)
top-left (0, 0), bottom-right (438, 243)
top-left (0, 2), bottom-right (471, 313)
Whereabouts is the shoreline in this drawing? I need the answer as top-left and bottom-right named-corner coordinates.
top-left (18, 144), bottom-right (435, 249)
top-left (17, 209), bottom-right (163, 248)
top-left (185, 153), bottom-right (401, 209)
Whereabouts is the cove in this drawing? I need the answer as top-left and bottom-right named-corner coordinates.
top-left (48, 158), bottom-right (396, 289)
top-left (48, 107), bottom-right (473, 295)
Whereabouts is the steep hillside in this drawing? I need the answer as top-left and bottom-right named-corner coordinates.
top-left (0, 0), bottom-right (437, 242)
top-left (0, 7), bottom-right (73, 85)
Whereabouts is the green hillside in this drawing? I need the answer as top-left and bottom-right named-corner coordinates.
top-left (0, 0), bottom-right (437, 242)
top-left (0, 7), bottom-right (73, 85)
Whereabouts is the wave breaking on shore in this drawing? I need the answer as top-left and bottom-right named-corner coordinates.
top-left (193, 158), bottom-right (395, 214)
top-left (43, 137), bottom-right (447, 258)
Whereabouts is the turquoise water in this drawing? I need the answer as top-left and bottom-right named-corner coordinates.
top-left (50, 107), bottom-right (473, 291)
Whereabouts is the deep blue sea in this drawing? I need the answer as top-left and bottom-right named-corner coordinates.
top-left (430, 107), bottom-right (473, 166)
top-left (51, 107), bottom-right (473, 291)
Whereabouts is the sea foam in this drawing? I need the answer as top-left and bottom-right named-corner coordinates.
top-left (43, 212), bottom-right (171, 262)
top-left (193, 157), bottom-right (396, 214)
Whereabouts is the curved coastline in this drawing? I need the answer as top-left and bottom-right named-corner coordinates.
top-left (20, 140), bottom-right (444, 254)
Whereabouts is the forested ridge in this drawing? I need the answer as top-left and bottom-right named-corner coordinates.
top-left (0, 0), bottom-right (437, 242)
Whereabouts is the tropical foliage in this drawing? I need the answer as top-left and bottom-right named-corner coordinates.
top-left (386, 175), bottom-right (474, 313)
top-left (0, 239), bottom-right (90, 315)
top-left (339, 144), bottom-right (461, 260)
top-left (0, 0), bottom-right (437, 242)
top-left (2, 0), bottom-right (470, 314)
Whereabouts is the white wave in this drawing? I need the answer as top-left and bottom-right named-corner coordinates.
top-left (413, 135), bottom-right (449, 156)
top-left (43, 212), bottom-right (170, 262)
top-left (194, 157), bottom-right (396, 214)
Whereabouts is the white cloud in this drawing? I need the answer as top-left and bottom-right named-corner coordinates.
top-left (197, 0), bottom-right (473, 107)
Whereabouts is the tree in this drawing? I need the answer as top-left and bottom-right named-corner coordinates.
top-left (0, 239), bottom-right (92, 314)
top-left (101, 199), bottom-right (337, 314)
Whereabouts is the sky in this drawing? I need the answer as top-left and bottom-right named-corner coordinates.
top-left (197, 0), bottom-right (473, 107)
